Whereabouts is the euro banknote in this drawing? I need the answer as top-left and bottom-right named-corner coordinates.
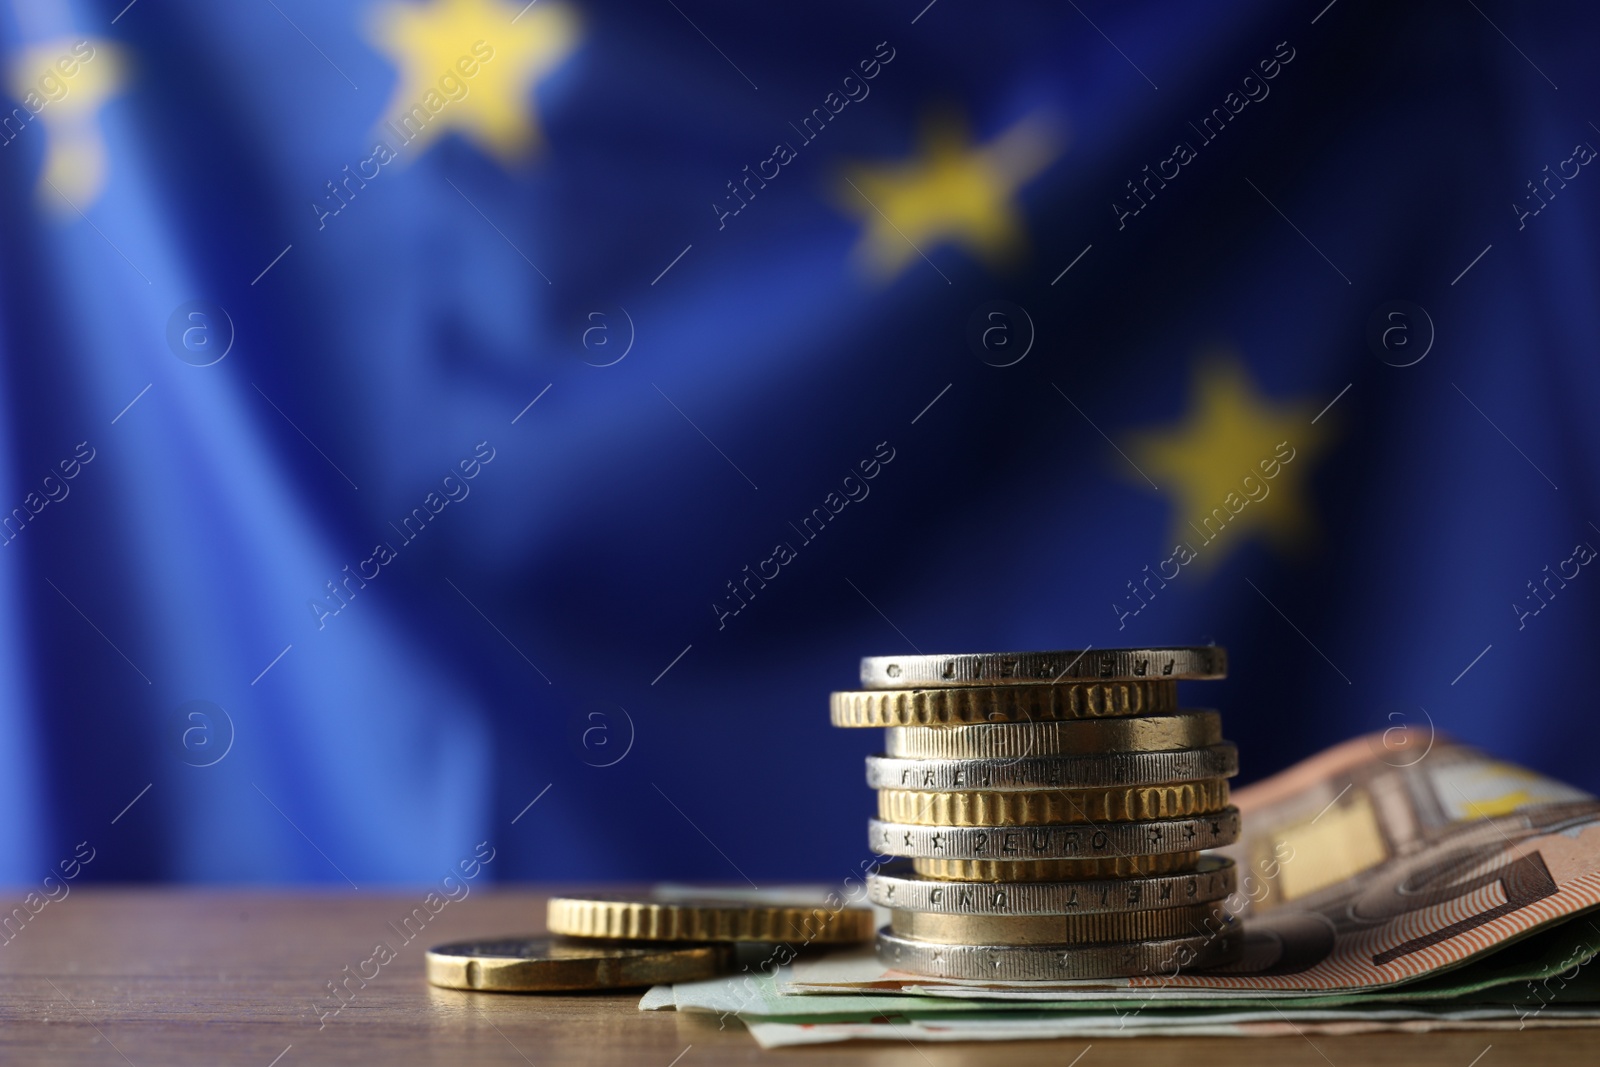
top-left (645, 732), bottom-right (1600, 1043)
top-left (805, 732), bottom-right (1600, 995)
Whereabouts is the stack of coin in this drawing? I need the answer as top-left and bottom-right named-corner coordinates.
top-left (834, 647), bottom-right (1245, 980)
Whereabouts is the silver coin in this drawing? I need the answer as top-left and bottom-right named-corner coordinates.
top-left (866, 744), bottom-right (1239, 792)
top-left (867, 856), bottom-right (1237, 915)
top-left (875, 924), bottom-right (1243, 980)
top-left (868, 809), bottom-right (1241, 859)
top-left (883, 712), bottom-right (1222, 760)
top-left (860, 647), bottom-right (1226, 688)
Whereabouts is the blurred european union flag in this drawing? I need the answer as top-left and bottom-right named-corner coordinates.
top-left (1, 0), bottom-right (1597, 888)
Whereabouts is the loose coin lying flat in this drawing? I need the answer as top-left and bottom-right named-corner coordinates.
top-left (877, 779), bottom-right (1231, 826)
top-left (867, 744), bottom-right (1239, 792)
top-left (869, 856), bottom-right (1236, 914)
top-left (875, 925), bottom-right (1243, 980)
top-left (547, 895), bottom-right (874, 943)
top-left (870, 808), bottom-right (1242, 859)
top-left (425, 936), bottom-right (732, 992)
top-left (883, 712), bottom-right (1223, 759)
top-left (859, 647), bottom-right (1226, 688)
top-left (912, 854), bottom-right (1204, 881)
top-left (830, 680), bottom-right (1178, 727)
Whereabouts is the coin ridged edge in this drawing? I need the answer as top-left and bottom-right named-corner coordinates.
top-left (546, 898), bottom-right (874, 943)
top-left (877, 780), bottom-right (1231, 826)
top-left (883, 712), bottom-right (1223, 760)
top-left (830, 680), bottom-right (1179, 727)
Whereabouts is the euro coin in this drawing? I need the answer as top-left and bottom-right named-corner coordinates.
top-left (425, 936), bottom-right (732, 992)
top-left (547, 895), bottom-right (874, 943)
top-left (870, 808), bottom-right (1241, 859)
top-left (876, 925), bottom-right (1244, 979)
top-left (869, 856), bottom-right (1236, 914)
top-left (860, 647), bottom-right (1226, 688)
top-left (877, 779), bottom-right (1231, 826)
top-left (866, 744), bottom-right (1239, 791)
top-left (830, 680), bottom-right (1178, 727)
top-left (888, 901), bottom-right (1230, 945)
top-left (912, 854), bottom-right (1204, 881)
top-left (883, 711), bottom-right (1223, 759)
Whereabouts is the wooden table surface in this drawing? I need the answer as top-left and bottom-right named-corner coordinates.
top-left (0, 888), bottom-right (1589, 1066)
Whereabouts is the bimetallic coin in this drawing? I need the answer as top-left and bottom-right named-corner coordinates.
top-left (860, 647), bottom-right (1226, 688)
top-left (870, 809), bottom-right (1241, 859)
top-left (425, 936), bottom-right (732, 992)
top-left (870, 857), bottom-right (1236, 914)
top-left (547, 895), bottom-right (874, 944)
top-left (883, 712), bottom-right (1222, 760)
top-left (867, 745), bottom-right (1239, 792)
top-left (889, 902), bottom-right (1230, 945)
top-left (913, 854), bottom-right (1204, 881)
top-left (876, 925), bottom-right (1244, 980)
top-left (877, 779), bottom-right (1231, 826)
top-left (830, 680), bottom-right (1178, 727)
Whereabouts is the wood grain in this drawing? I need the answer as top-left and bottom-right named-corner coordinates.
top-left (0, 888), bottom-right (1587, 1066)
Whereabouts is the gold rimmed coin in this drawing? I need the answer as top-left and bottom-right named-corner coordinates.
top-left (883, 711), bottom-right (1222, 759)
top-left (877, 779), bottom-right (1231, 826)
top-left (876, 925), bottom-right (1243, 980)
top-left (870, 809), bottom-right (1241, 860)
top-left (889, 902), bottom-right (1230, 945)
top-left (547, 895), bottom-right (874, 943)
top-left (866, 744), bottom-right (1239, 792)
top-left (860, 647), bottom-right (1226, 688)
top-left (425, 936), bottom-right (732, 992)
top-left (869, 856), bottom-right (1236, 914)
top-left (830, 680), bottom-right (1178, 727)
top-left (912, 853), bottom-right (1204, 881)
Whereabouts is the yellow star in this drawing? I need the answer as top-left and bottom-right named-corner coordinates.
top-left (367, 0), bottom-right (578, 162)
top-left (1128, 356), bottom-right (1332, 570)
top-left (7, 38), bottom-right (125, 213)
top-left (835, 112), bottom-right (1062, 278)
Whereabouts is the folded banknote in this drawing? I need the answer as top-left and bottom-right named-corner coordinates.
top-left (646, 732), bottom-right (1600, 1045)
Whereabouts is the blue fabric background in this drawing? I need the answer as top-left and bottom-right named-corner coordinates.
top-left (1, 0), bottom-right (1596, 886)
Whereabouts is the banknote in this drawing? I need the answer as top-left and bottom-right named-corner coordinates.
top-left (796, 732), bottom-right (1600, 994)
top-left (742, 1006), bottom-right (1600, 1048)
top-left (656, 935), bottom-right (1600, 1049)
top-left (649, 909), bottom-right (1600, 1017)
top-left (646, 732), bottom-right (1600, 1042)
